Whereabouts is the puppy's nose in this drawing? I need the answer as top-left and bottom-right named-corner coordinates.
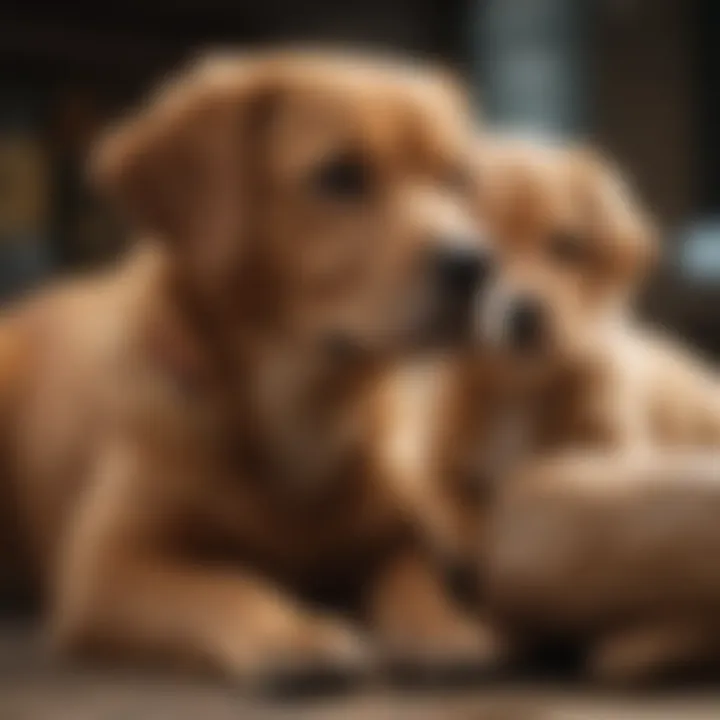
top-left (507, 297), bottom-right (545, 352)
top-left (433, 241), bottom-right (492, 297)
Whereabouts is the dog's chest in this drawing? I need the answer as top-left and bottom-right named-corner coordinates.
top-left (250, 350), bottom-right (367, 487)
top-left (195, 438), bottom-right (399, 585)
top-left (195, 351), bottom-right (401, 579)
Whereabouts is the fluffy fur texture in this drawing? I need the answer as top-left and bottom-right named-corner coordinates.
top-left (0, 51), bottom-right (498, 686)
top-left (486, 451), bottom-right (720, 683)
top-left (479, 142), bottom-right (720, 683)
top-left (474, 138), bottom-right (720, 450)
top-left (382, 138), bottom-right (663, 567)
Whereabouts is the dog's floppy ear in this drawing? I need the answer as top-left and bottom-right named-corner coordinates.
top-left (90, 56), bottom-right (276, 287)
top-left (574, 147), bottom-right (658, 288)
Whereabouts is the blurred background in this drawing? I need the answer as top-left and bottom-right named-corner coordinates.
top-left (0, 0), bottom-right (717, 356)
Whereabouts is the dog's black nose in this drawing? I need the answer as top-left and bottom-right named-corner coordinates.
top-left (507, 297), bottom-right (545, 352)
top-left (433, 242), bottom-right (491, 297)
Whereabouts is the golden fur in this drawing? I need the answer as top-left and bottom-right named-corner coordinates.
top-left (479, 142), bottom-right (720, 683)
top-left (486, 451), bottom-right (720, 682)
top-left (474, 138), bottom-right (720, 450)
top-left (0, 51), bottom-right (497, 686)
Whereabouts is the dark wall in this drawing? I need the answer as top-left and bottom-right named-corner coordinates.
top-left (595, 0), bottom-right (720, 355)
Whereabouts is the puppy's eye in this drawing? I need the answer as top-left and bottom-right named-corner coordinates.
top-left (548, 231), bottom-right (588, 265)
top-left (311, 152), bottom-right (370, 200)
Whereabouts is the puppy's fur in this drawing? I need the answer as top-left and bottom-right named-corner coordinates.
top-left (477, 141), bottom-right (720, 683)
top-left (382, 138), bottom-right (720, 680)
top-left (0, 52), bottom-right (495, 684)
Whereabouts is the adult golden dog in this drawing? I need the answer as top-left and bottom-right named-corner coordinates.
top-left (0, 51), bottom-right (496, 687)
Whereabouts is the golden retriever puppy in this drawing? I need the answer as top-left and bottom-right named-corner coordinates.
top-left (380, 138), bottom-right (720, 678)
top-left (0, 51), bottom-right (497, 687)
top-left (474, 140), bottom-right (720, 683)
top-left (486, 450), bottom-right (720, 683)
top-left (379, 139), bottom-right (660, 572)
top-left (474, 137), bottom-right (720, 451)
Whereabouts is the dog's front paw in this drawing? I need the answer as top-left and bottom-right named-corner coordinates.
top-left (223, 614), bottom-right (374, 697)
top-left (381, 615), bottom-right (508, 687)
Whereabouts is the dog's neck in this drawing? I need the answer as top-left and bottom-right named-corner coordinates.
top-left (139, 249), bottom-right (383, 493)
top-left (241, 337), bottom-right (380, 494)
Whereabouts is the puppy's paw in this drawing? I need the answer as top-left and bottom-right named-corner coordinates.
top-left (382, 615), bottom-right (508, 687)
top-left (589, 624), bottom-right (703, 686)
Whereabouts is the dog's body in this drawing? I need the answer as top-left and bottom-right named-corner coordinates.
top-left (527, 324), bottom-right (720, 450)
top-left (486, 451), bottom-right (720, 682)
top-left (0, 52), bottom-right (499, 684)
top-left (1, 249), bottom-right (393, 591)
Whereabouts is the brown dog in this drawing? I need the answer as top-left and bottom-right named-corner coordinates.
top-left (0, 51), bottom-right (498, 686)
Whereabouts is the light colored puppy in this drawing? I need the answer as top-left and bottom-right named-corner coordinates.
top-left (477, 140), bottom-right (720, 683)
top-left (380, 138), bottom-right (720, 682)
top-left (381, 138), bottom-right (663, 571)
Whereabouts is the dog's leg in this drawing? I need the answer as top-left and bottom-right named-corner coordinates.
top-left (53, 555), bottom-right (369, 689)
top-left (365, 545), bottom-right (507, 683)
top-left (49, 453), bottom-right (370, 690)
top-left (590, 619), bottom-right (718, 684)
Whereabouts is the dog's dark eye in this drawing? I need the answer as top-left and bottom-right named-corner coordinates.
top-left (311, 152), bottom-right (370, 200)
top-left (548, 231), bottom-right (588, 265)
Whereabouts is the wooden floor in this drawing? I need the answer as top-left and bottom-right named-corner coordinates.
top-left (2, 625), bottom-right (719, 720)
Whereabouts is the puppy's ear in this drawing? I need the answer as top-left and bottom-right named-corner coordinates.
top-left (90, 57), bottom-right (276, 288)
top-left (616, 200), bottom-right (658, 288)
top-left (574, 147), bottom-right (658, 288)
top-left (475, 137), bottom-right (555, 237)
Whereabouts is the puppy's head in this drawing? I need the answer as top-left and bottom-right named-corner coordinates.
top-left (474, 138), bottom-right (656, 364)
top-left (93, 51), bottom-right (491, 361)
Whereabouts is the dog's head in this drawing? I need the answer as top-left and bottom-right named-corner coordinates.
top-left (474, 138), bottom-right (657, 365)
top-left (93, 51), bottom-right (492, 363)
